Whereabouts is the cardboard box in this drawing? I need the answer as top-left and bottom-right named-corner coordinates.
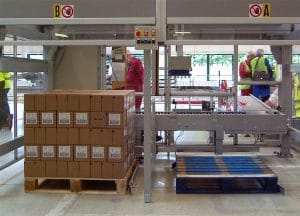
top-left (41, 145), bottom-right (56, 161)
top-left (24, 161), bottom-right (45, 177)
top-left (45, 94), bottom-right (57, 111)
top-left (79, 162), bottom-right (91, 178)
top-left (79, 95), bottom-right (91, 112)
top-left (91, 95), bottom-right (102, 112)
top-left (68, 94), bottom-right (79, 111)
top-left (24, 128), bottom-right (35, 145)
top-left (90, 129), bottom-right (103, 145)
top-left (24, 94), bottom-right (35, 111)
top-left (90, 162), bottom-right (102, 178)
top-left (112, 129), bottom-right (127, 146)
top-left (108, 146), bottom-right (126, 162)
top-left (35, 94), bottom-right (45, 111)
top-left (25, 145), bottom-right (40, 161)
top-left (74, 112), bottom-right (89, 128)
top-left (34, 128), bottom-right (45, 145)
top-left (57, 112), bottom-right (73, 128)
top-left (56, 161), bottom-right (68, 177)
top-left (45, 161), bottom-right (57, 177)
top-left (79, 128), bottom-right (90, 145)
top-left (57, 128), bottom-right (68, 145)
top-left (45, 128), bottom-right (56, 145)
top-left (113, 161), bottom-right (128, 179)
top-left (90, 112), bottom-right (107, 128)
top-left (101, 162), bottom-right (113, 179)
top-left (68, 128), bottom-right (79, 144)
top-left (113, 95), bottom-right (127, 112)
top-left (74, 145), bottom-right (90, 161)
top-left (67, 161), bottom-right (79, 177)
top-left (102, 129), bottom-right (113, 145)
top-left (91, 145), bottom-right (106, 161)
top-left (40, 112), bottom-right (56, 128)
top-left (57, 145), bottom-right (73, 161)
top-left (56, 94), bottom-right (68, 111)
top-left (24, 112), bottom-right (39, 128)
top-left (101, 95), bottom-right (113, 112)
top-left (107, 113), bottom-right (126, 129)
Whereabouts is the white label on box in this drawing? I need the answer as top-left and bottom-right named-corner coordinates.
top-left (43, 146), bottom-right (54, 158)
top-left (59, 146), bottom-right (70, 158)
top-left (76, 113), bottom-right (88, 125)
top-left (109, 113), bottom-right (121, 126)
top-left (76, 146), bottom-right (88, 158)
top-left (109, 147), bottom-right (122, 159)
top-left (26, 146), bottom-right (38, 158)
top-left (41, 112), bottom-right (54, 125)
top-left (25, 112), bottom-right (37, 125)
top-left (59, 112), bottom-right (71, 125)
top-left (92, 146), bottom-right (104, 159)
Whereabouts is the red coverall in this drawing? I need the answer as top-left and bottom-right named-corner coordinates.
top-left (239, 60), bottom-right (252, 96)
top-left (126, 57), bottom-right (144, 110)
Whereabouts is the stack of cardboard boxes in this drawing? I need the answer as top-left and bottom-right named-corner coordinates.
top-left (24, 90), bottom-right (136, 179)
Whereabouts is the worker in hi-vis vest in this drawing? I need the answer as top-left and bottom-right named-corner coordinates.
top-left (0, 71), bottom-right (12, 129)
top-left (0, 72), bottom-right (6, 128)
top-left (250, 48), bottom-right (273, 102)
top-left (239, 51), bottom-right (255, 96)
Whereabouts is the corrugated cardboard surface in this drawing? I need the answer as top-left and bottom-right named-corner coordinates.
top-left (24, 128), bottom-right (35, 145)
top-left (79, 128), bottom-right (90, 144)
top-left (45, 94), bottom-right (57, 111)
top-left (56, 94), bottom-right (68, 111)
top-left (68, 94), bottom-right (79, 111)
top-left (35, 94), bottom-right (45, 111)
top-left (24, 94), bottom-right (35, 111)
top-left (112, 129), bottom-right (127, 146)
top-left (68, 161), bottom-right (79, 177)
top-left (79, 162), bottom-right (91, 178)
top-left (90, 162), bottom-right (102, 178)
top-left (45, 128), bottom-right (56, 145)
top-left (56, 128), bottom-right (68, 145)
top-left (56, 161), bottom-right (68, 177)
top-left (68, 128), bottom-right (79, 145)
top-left (101, 162), bottom-right (113, 179)
top-left (24, 161), bottom-right (45, 177)
top-left (34, 128), bottom-right (45, 145)
top-left (90, 112), bottom-right (107, 128)
top-left (102, 129), bottom-right (113, 145)
top-left (91, 95), bottom-right (102, 112)
top-left (79, 95), bottom-right (91, 111)
top-left (45, 161), bottom-right (57, 177)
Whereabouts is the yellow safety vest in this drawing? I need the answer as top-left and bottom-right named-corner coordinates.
top-left (239, 62), bottom-right (252, 90)
top-left (293, 73), bottom-right (300, 117)
top-left (3, 72), bottom-right (11, 89)
top-left (251, 57), bottom-right (268, 75)
top-left (0, 72), bottom-right (4, 82)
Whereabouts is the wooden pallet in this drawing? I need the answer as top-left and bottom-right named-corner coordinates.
top-left (24, 161), bottom-right (136, 195)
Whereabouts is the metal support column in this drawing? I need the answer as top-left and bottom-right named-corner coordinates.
top-left (144, 50), bottom-right (153, 203)
top-left (215, 128), bottom-right (224, 155)
top-left (280, 46), bottom-right (293, 157)
top-left (165, 45), bottom-right (171, 112)
top-left (13, 36), bottom-right (18, 159)
top-left (98, 46), bottom-right (106, 90)
top-left (233, 44), bottom-right (239, 145)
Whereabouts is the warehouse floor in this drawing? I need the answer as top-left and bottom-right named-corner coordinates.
top-left (1, 150), bottom-right (300, 216)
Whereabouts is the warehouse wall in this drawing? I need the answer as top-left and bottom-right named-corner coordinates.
top-left (54, 46), bottom-right (98, 90)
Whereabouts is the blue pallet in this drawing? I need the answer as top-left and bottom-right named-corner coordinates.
top-left (176, 156), bottom-right (282, 194)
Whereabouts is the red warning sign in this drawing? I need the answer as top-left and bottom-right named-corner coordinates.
top-left (249, 4), bottom-right (262, 17)
top-left (62, 5), bottom-right (74, 18)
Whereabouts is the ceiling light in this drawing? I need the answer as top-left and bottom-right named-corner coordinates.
top-left (54, 33), bottom-right (69, 38)
top-left (175, 31), bottom-right (192, 34)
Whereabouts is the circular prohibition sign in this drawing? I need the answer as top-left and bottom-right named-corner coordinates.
top-left (249, 4), bottom-right (262, 17)
top-left (62, 5), bottom-right (74, 18)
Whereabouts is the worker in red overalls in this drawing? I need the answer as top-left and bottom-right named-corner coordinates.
top-left (239, 51), bottom-right (255, 96)
top-left (126, 51), bottom-right (144, 112)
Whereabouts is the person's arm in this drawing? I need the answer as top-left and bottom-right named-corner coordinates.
top-left (239, 62), bottom-right (252, 78)
top-left (264, 58), bottom-right (273, 78)
top-left (0, 80), bottom-right (4, 90)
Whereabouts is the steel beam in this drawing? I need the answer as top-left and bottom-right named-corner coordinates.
top-left (0, 136), bottom-right (23, 157)
top-left (0, 40), bottom-right (135, 46)
top-left (166, 40), bottom-right (300, 46)
top-left (0, 56), bottom-right (47, 72)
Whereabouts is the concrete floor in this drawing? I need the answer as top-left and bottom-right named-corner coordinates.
top-left (1, 151), bottom-right (300, 216)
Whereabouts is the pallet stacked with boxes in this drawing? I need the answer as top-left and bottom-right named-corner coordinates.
top-left (24, 90), bottom-right (136, 182)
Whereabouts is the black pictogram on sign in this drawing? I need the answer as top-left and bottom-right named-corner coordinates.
top-left (249, 4), bottom-right (262, 17)
top-left (62, 5), bottom-right (74, 18)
